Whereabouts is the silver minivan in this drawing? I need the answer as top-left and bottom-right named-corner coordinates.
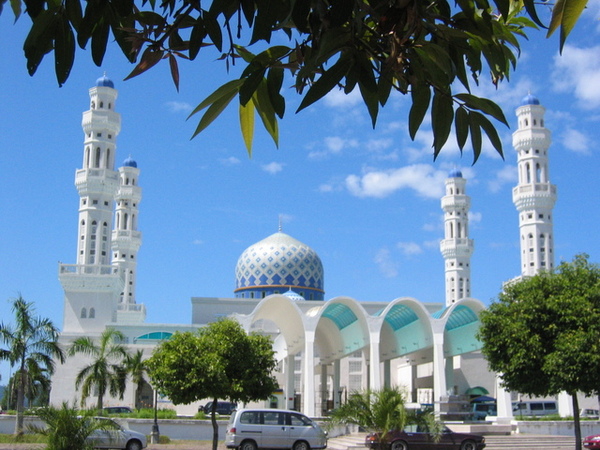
top-left (225, 409), bottom-right (327, 450)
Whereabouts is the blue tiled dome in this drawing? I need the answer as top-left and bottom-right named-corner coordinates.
top-left (234, 232), bottom-right (325, 301)
top-left (283, 288), bottom-right (305, 302)
top-left (122, 156), bottom-right (137, 168)
top-left (96, 74), bottom-right (114, 88)
top-left (521, 93), bottom-right (540, 106)
top-left (448, 168), bottom-right (463, 178)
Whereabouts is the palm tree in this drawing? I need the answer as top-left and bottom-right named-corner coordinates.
top-left (69, 328), bottom-right (129, 410)
top-left (0, 295), bottom-right (65, 435)
top-left (126, 349), bottom-right (147, 408)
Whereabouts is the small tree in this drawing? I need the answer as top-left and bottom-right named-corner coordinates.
top-left (329, 386), bottom-right (440, 446)
top-left (125, 349), bottom-right (147, 409)
top-left (146, 318), bottom-right (278, 450)
top-left (30, 402), bottom-right (109, 450)
top-left (0, 296), bottom-right (64, 435)
top-left (69, 328), bottom-right (129, 410)
top-left (478, 254), bottom-right (600, 450)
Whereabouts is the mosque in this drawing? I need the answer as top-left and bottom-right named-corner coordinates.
top-left (49, 77), bottom-right (556, 419)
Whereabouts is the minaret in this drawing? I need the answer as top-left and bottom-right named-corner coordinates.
top-left (440, 169), bottom-right (474, 306)
top-left (59, 75), bottom-right (123, 334)
top-left (512, 94), bottom-right (557, 276)
top-left (112, 156), bottom-right (145, 323)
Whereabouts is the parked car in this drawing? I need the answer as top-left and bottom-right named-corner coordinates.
top-left (365, 424), bottom-right (485, 450)
top-left (225, 408), bottom-right (327, 450)
top-left (471, 402), bottom-right (497, 421)
top-left (581, 409), bottom-right (600, 419)
top-left (103, 406), bottom-right (134, 415)
top-left (203, 401), bottom-right (237, 415)
top-left (512, 400), bottom-right (558, 417)
top-left (584, 434), bottom-right (600, 449)
top-left (87, 417), bottom-right (147, 450)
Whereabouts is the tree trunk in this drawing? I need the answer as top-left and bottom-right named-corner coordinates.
top-left (211, 398), bottom-right (219, 450)
top-left (14, 368), bottom-right (25, 436)
top-left (572, 393), bottom-right (582, 450)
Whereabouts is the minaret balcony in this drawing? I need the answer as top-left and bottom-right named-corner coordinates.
top-left (58, 263), bottom-right (123, 292)
top-left (75, 169), bottom-right (119, 194)
top-left (441, 195), bottom-right (470, 210)
top-left (440, 238), bottom-right (474, 258)
top-left (82, 110), bottom-right (121, 135)
top-left (512, 184), bottom-right (557, 210)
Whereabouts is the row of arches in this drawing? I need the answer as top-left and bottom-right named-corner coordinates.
top-left (234, 295), bottom-right (485, 416)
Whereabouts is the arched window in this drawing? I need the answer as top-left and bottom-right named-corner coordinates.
top-left (106, 148), bottom-right (111, 169)
top-left (525, 163), bottom-right (531, 183)
top-left (89, 308), bottom-right (95, 319)
top-left (81, 308), bottom-right (87, 318)
top-left (85, 147), bottom-right (90, 168)
top-left (91, 101), bottom-right (96, 109)
top-left (123, 213), bottom-right (129, 230)
top-left (536, 163), bottom-right (541, 182)
top-left (95, 147), bottom-right (101, 168)
top-left (449, 222), bottom-right (454, 239)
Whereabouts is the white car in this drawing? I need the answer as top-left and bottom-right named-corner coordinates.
top-left (87, 417), bottom-right (147, 450)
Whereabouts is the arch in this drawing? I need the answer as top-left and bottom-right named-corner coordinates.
top-left (377, 297), bottom-right (434, 362)
top-left (95, 147), bottom-right (101, 168)
top-left (432, 299), bottom-right (486, 357)
top-left (89, 308), bottom-right (95, 319)
top-left (106, 148), bottom-right (111, 169)
top-left (81, 308), bottom-right (87, 319)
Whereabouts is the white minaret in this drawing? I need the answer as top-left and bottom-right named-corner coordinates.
top-left (512, 94), bottom-right (557, 277)
top-left (440, 169), bottom-right (474, 306)
top-left (112, 157), bottom-right (145, 323)
top-left (59, 75), bottom-right (124, 333)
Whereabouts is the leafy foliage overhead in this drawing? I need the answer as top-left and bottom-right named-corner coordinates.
top-left (2, 0), bottom-right (589, 159)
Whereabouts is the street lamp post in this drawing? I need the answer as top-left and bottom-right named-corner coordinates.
top-left (150, 389), bottom-right (160, 444)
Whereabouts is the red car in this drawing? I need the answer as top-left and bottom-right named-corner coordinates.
top-left (584, 434), bottom-right (600, 449)
top-left (365, 424), bottom-right (486, 450)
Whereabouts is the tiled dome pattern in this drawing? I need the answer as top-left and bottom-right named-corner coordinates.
top-left (235, 232), bottom-right (324, 300)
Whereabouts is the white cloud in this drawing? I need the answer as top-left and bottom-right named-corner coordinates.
top-left (308, 136), bottom-right (359, 160)
top-left (165, 101), bottom-right (193, 113)
top-left (552, 45), bottom-right (600, 109)
top-left (192, 239), bottom-right (204, 245)
top-left (262, 162), bottom-right (284, 174)
top-left (488, 165), bottom-right (517, 193)
top-left (374, 248), bottom-right (399, 278)
top-left (560, 128), bottom-right (591, 155)
top-left (323, 87), bottom-right (362, 108)
top-left (345, 164), bottom-right (446, 199)
top-left (396, 241), bottom-right (423, 256)
top-left (468, 211), bottom-right (482, 224)
top-left (220, 156), bottom-right (241, 166)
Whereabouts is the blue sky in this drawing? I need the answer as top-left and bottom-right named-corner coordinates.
top-left (1, 3), bottom-right (600, 383)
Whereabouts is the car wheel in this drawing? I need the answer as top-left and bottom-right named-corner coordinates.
top-left (390, 440), bottom-right (407, 450)
top-left (126, 440), bottom-right (143, 450)
top-left (293, 441), bottom-right (311, 450)
top-left (240, 440), bottom-right (258, 450)
top-left (460, 440), bottom-right (477, 450)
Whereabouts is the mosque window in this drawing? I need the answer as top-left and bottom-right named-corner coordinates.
top-left (91, 101), bottom-right (95, 109)
top-left (89, 308), bottom-right (95, 318)
top-left (104, 201), bottom-right (109, 206)
top-left (97, 133), bottom-right (102, 137)
top-left (81, 308), bottom-right (87, 319)
top-left (534, 119), bottom-right (537, 126)
top-left (92, 199), bottom-right (98, 205)
top-left (261, 292), bottom-right (266, 298)
top-left (100, 101), bottom-right (104, 108)
top-left (108, 134), bottom-right (112, 139)
top-left (250, 292), bottom-right (255, 298)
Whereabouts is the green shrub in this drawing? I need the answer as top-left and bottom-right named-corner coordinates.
top-left (135, 408), bottom-right (178, 419)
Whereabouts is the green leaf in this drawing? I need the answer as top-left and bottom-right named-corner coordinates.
top-left (9, 0), bottom-right (22, 21)
top-left (253, 79), bottom-right (279, 147)
top-left (203, 11), bottom-right (222, 52)
top-left (189, 79), bottom-right (244, 117)
top-left (90, 18), bottom-right (109, 66)
top-left (469, 112), bottom-right (483, 164)
top-left (454, 93), bottom-right (508, 126)
top-left (266, 67), bottom-right (285, 119)
top-left (473, 111), bottom-right (504, 159)
top-left (54, 14), bottom-right (75, 86)
top-left (431, 91), bottom-right (454, 159)
top-left (547, 0), bottom-right (588, 52)
top-left (24, 9), bottom-right (57, 76)
top-left (455, 107), bottom-right (469, 151)
top-left (168, 53), bottom-right (179, 92)
top-left (239, 98), bottom-right (255, 155)
top-left (64, 0), bottom-right (81, 29)
top-left (409, 83), bottom-right (431, 140)
top-left (189, 17), bottom-right (207, 60)
top-left (190, 88), bottom-right (239, 139)
top-left (523, 0), bottom-right (546, 28)
top-left (297, 53), bottom-right (352, 113)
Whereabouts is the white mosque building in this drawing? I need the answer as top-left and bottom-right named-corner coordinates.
top-left (50, 77), bottom-right (556, 418)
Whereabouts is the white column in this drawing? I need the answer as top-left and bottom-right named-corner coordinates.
top-left (495, 374), bottom-right (514, 422)
top-left (432, 332), bottom-right (447, 416)
top-left (333, 360), bottom-right (341, 409)
top-left (320, 365), bottom-right (328, 415)
top-left (285, 355), bottom-right (295, 410)
top-left (369, 333), bottom-right (381, 390)
top-left (303, 332), bottom-right (315, 416)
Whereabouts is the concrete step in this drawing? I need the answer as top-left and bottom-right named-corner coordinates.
top-left (328, 433), bottom-right (579, 450)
